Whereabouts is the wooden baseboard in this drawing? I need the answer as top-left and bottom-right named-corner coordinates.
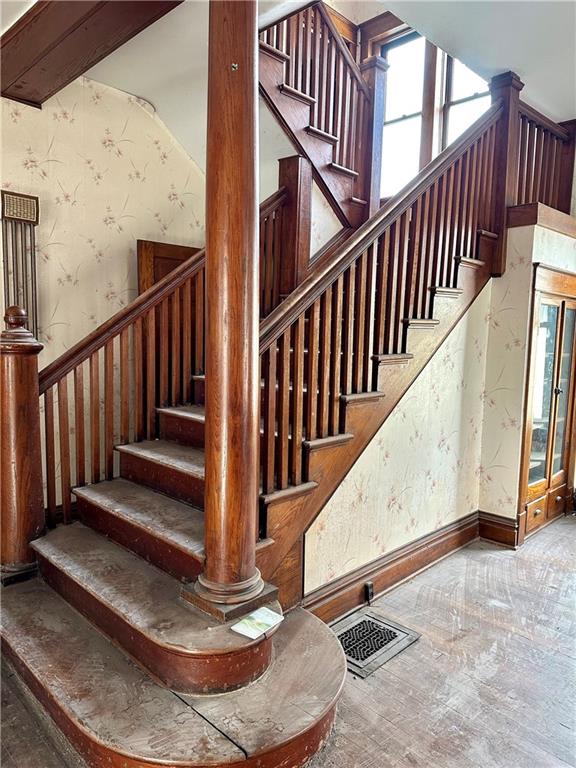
top-left (303, 512), bottom-right (479, 623)
top-left (478, 510), bottom-right (519, 548)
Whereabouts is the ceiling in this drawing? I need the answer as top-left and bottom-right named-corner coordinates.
top-left (2, 0), bottom-right (574, 169)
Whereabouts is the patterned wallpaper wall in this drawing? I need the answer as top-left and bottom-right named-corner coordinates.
top-left (305, 283), bottom-right (492, 593)
top-left (479, 225), bottom-right (576, 517)
top-left (1, 77), bottom-right (206, 368)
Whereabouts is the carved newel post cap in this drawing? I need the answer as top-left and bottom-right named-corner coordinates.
top-left (1, 305), bottom-right (42, 352)
top-left (5, 305), bottom-right (29, 329)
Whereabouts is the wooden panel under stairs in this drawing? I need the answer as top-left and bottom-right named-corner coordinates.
top-left (1, 579), bottom-right (345, 768)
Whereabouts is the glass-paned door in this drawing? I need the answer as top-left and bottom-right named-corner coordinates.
top-left (528, 301), bottom-right (559, 485)
top-left (551, 306), bottom-right (576, 476)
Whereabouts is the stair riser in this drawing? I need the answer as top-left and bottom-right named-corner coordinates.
top-left (158, 411), bottom-right (205, 448)
top-left (76, 496), bottom-right (204, 582)
top-left (119, 452), bottom-right (204, 507)
top-left (35, 552), bottom-right (274, 695)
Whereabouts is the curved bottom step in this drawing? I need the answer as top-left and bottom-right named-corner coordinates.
top-left (1, 579), bottom-right (346, 767)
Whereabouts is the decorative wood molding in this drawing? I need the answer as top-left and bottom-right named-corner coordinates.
top-left (478, 511), bottom-right (519, 548)
top-left (1, 1), bottom-right (183, 107)
top-left (303, 512), bottom-right (479, 623)
top-left (507, 203), bottom-right (576, 240)
top-left (534, 263), bottom-right (576, 298)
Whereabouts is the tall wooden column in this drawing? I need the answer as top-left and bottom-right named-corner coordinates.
top-left (187, 0), bottom-right (267, 617)
top-left (360, 55), bottom-right (388, 217)
top-left (1, 306), bottom-right (44, 583)
top-left (490, 71), bottom-right (524, 276)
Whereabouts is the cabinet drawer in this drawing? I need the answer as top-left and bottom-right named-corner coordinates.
top-left (547, 485), bottom-right (567, 520)
top-left (526, 496), bottom-right (547, 532)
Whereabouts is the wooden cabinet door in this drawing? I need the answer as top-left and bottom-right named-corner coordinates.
top-left (524, 297), bottom-right (561, 502)
top-left (549, 303), bottom-right (576, 492)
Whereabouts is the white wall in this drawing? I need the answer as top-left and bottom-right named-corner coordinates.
top-left (0, 77), bottom-right (205, 367)
top-left (479, 224), bottom-right (576, 518)
top-left (305, 282), bottom-right (492, 593)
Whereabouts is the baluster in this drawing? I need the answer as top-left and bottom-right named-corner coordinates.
top-left (550, 137), bottom-right (562, 208)
top-left (182, 281), bottom-right (192, 403)
top-left (89, 351), bottom-right (100, 483)
top-left (447, 157), bottom-right (464, 284)
top-left (194, 269), bottom-right (204, 375)
top-left (415, 190), bottom-right (431, 319)
top-left (423, 182), bottom-right (439, 317)
top-left (290, 315), bottom-right (305, 484)
top-left (473, 133), bottom-right (487, 239)
top-left (262, 344), bottom-right (277, 494)
top-left (384, 220), bottom-right (400, 353)
top-left (439, 165), bottom-right (454, 287)
top-left (277, 329), bottom-right (290, 489)
top-left (318, 9), bottom-right (328, 133)
top-left (532, 127), bottom-right (544, 202)
top-left (540, 131), bottom-right (551, 205)
top-left (339, 70), bottom-right (351, 167)
top-left (333, 51), bottom-right (344, 150)
top-left (394, 213), bottom-right (410, 353)
top-left (133, 317), bottom-right (144, 440)
top-left (104, 340), bottom-right (114, 480)
top-left (341, 262), bottom-right (356, 393)
top-left (352, 250), bottom-right (367, 393)
top-left (329, 275), bottom-right (343, 433)
top-left (120, 328), bottom-right (130, 443)
top-left (57, 377), bottom-right (72, 521)
top-left (303, 7), bottom-right (312, 97)
top-left (326, 37), bottom-right (336, 137)
top-left (456, 149), bottom-right (471, 264)
top-left (373, 228), bottom-right (390, 360)
top-left (405, 198), bottom-right (422, 323)
top-left (318, 289), bottom-right (332, 438)
top-left (171, 290), bottom-right (181, 405)
top-left (272, 207), bottom-right (283, 310)
top-left (306, 299), bottom-right (320, 440)
top-left (74, 365), bottom-right (85, 487)
top-left (517, 115), bottom-right (528, 203)
top-left (525, 120), bottom-right (536, 202)
top-left (145, 308), bottom-right (156, 438)
top-left (485, 124), bottom-right (497, 232)
top-left (362, 243), bottom-right (378, 393)
top-left (347, 81), bottom-right (358, 172)
top-left (296, 11), bottom-right (304, 92)
top-left (159, 298), bottom-right (169, 407)
top-left (464, 142), bottom-right (479, 259)
top-left (45, 388), bottom-right (56, 525)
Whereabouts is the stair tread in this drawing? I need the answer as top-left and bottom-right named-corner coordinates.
top-left (116, 440), bottom-right (205, 476)
top-left (1, 579), bottom-right (345, 763)
top-left (0, 580), bottom-right (245, 765)
top-left (32, 524), bottom-right (261, 654)
top-left (74, 479), bottom-right (205, 558)
top-left (157, 404), bottom-right (205, 422)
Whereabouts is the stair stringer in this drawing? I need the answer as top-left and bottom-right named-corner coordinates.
top-left (259, 44), bottom-right (364, 229)
top-left (256, 260), bottom-right (492, 606)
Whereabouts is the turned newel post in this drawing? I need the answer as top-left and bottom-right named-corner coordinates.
top-left (184, 0), bottom-right (274, 620)
top-left (1, 306), bottom-right (44, 580)
top-left (361, 55), bottom-right (388, 218)
top-left (490, 71), bottom-right (524, 276)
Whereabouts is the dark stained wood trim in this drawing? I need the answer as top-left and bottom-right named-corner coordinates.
top-left (358, 11), bottom-right (409, 61)
top-left (1, 1), bottom-right (183, 107)
top-left (478, 511), bottom-right (518, 548)
top-left (137, 240), bottom-right (201, 294)
top-left (534, 263), bottom-right (576, 298)
top-left (507, 203), bottom-right (576, 239)
top-left (303, 512), bottom-right (479, 623)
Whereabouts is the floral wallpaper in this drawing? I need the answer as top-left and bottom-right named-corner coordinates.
top-left (1, 76), bottom-right (206, 367)
top-left (479, 224), bottom-right (576, 517)
top-left (305, 283), bottom-right (492, 593)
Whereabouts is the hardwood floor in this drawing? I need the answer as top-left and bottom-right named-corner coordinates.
top-left (2, 515), bottom-right (575, 768)
top-left (310, 515), bottom-right (576, 768)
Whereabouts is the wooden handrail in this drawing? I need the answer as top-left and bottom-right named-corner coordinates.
top-left (519, 101), bottom-right (570, 141)
top-left (260, 187), bottom-right (288, 219)
top-left (316, 3), bottom-right (371, 100)
top-left (260, 98), bottom-right (504, 352)
top-left (39, 248), bottom-right (206, 393)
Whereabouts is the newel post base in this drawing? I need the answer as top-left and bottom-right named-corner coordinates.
top-left (489, 70), bottom-right (524, 276)
top-left (181, 578), bottom-right (279, 623)
top-left (1, 306), bottom-right (44, 583)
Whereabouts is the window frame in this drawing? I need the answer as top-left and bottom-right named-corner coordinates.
top-left (440, 55), bottom-right (490, 149)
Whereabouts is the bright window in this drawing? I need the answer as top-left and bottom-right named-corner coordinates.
top-left (380, 34), bottom-right (426, 197)
top-left (443, 59), bottom-right (490, 146)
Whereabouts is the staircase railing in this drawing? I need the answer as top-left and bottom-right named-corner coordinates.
top-left (260, 3), bottom-right (371, 179)
top-left (516, 101), bottom-right (575, 210)
top-left (259, 99), bottom-right (504, 494)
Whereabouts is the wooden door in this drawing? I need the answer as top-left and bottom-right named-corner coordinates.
top-left (137, 240), bottom-right (200, 293)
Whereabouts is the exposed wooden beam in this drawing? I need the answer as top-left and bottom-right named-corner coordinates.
top-left (1, 1), bottom-right (183, 108)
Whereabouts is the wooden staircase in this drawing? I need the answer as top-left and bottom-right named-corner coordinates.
top-left (2, 2), bottom-right (576, 765)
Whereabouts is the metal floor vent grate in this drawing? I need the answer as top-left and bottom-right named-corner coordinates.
top-left (332, 609), bottom-right (419, 678)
